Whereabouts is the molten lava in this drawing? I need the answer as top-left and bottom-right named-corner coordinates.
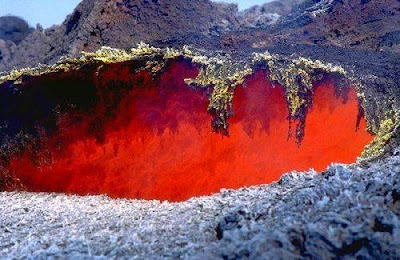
top-left (5, 62), bottom-right (374, 201)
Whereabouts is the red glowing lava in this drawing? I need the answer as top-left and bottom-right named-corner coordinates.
top-left (6, 62), bottom-right (374, 201)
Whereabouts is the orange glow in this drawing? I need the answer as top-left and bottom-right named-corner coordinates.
top-left (6, 62), bottom-right (374, 201)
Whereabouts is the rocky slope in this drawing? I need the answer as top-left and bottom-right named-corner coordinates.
top-left (3, 0), bottom-right (400, 72)
top-left (200, 0), bottom-right (400, 53)
top-left (0, 16), bottom-right (33, 69)
top-left (273, 0), bottom-right (400, 51)
top-left (0, 0), bottom-right (239, 72)
top-left (236, 0), bottom-right (305, 28)
top-left (0, 16), bottom-right (33, 45)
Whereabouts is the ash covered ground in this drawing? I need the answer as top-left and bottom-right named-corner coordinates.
top-left (1, 150), bottom-right (400, 258)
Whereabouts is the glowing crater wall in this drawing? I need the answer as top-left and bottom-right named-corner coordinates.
top-left (2, 61), bottom-right (374, 201)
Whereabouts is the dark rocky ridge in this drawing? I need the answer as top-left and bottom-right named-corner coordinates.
top-left (236, 0), bottom-right (306, 28)
top-left (0, 0), bottom-right (239, 72)
top-left (273, 0), bottom-right (400, 51)
top-left (200, 0), bottom-right (400, 52)
top-left (0, 16), bottom-right (33, 45)
top-left (3, 0), bottom-right (400, 72)
top-left (0, 16), bottom-right (33, 68)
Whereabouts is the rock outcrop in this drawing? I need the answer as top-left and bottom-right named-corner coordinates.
top-left (3, 0), bottom-right (400, 72)
top-left (0, 16), bottom-right (33, 44)
top-left (0, 40), bottom-right (16, 67)
top-left (274, 0), bottom-right (400, 51)
top-left (0, 16), bottom-right (33, 68)
top-left (201, 0), bottom-right (400, 53)
top-left (0, 0), bottom-right (239, 72)
top-left (236, 0), bottom-right (305, 28)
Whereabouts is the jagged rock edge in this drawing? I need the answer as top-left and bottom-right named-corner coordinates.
top-left (0, 43), bottom-right (394, 159)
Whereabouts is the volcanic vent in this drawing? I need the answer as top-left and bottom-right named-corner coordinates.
top-left (0, 45), bottom-right (374, 201)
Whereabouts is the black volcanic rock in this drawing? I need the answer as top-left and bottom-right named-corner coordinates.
top-left (0, 40), bottom-right (16, 64)
top-left (274, 0), bottom-right (400, 51)
top-left (197, 0), bottom-right (400, 53)
top-left (236, 0), bottom-right (306, 28)
top-left (0, 16), bottom-right (33, 45)
top-left (0, 16), bottom-right (33, 65)
top-left (0, 0), bottom-right (239, 72)
top-left (2, 0), bottom-right (400, 71)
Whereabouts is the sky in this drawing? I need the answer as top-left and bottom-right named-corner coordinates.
top-left (0, 0), bottom-right (270, 29)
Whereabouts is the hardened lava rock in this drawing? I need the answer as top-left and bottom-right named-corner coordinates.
top-left (213, 159), bottom-right (400, 259)
top-left (0, 149), bottom-right (399, 258)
